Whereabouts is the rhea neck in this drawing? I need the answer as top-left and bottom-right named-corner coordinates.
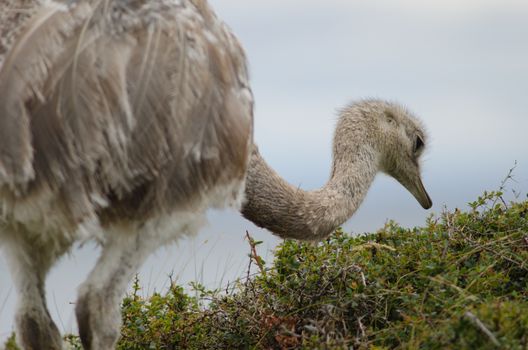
top-left (241, 132), bottom-right (379, 241)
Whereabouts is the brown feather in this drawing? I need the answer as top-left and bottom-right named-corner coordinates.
top-left (0, 0), bottom-right (253, 226)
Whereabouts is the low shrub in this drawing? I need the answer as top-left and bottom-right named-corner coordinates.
top-left (5, 190), bottom-right (528, 349)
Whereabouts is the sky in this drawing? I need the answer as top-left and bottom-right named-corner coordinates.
top-left (1, 0), bottom-right (528, 342)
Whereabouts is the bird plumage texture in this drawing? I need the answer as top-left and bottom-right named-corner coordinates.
top-left (0, 0), bottom-right (252, 228)
top-left (242, 99), bottom-right (431, 240)
top-left (0, 0), bottom-right (38, 66)
top-left (1, 0), bottom-right (252, 349)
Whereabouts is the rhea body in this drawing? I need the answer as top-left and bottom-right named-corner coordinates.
top-left (0, 0), bottom-right (431, 349)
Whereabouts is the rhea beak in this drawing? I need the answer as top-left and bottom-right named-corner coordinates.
top-left (408, 175), bottom-right (433, 209)
top-left (395, 167), bottom-right (433, 209)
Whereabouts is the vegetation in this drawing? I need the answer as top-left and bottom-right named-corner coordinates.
top-left (5, 190), bottom-right (528, 349)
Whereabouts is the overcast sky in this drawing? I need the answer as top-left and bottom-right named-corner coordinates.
top-left (1, 0), bottom-right (528, 341)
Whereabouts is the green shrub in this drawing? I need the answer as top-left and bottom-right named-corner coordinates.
top-left (113, 190), bottom-right (528, 349)
top-left (4, 190), bottom-right (528, 349)
top-left (4, 333), bottom-right (18, 350)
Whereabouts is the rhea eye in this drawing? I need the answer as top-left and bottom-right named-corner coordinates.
top-left (414, 135), bottom-right (425, 154)
top-left (385, 111), bottom-right (396, 124)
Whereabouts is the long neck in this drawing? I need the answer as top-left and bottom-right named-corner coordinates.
top-left (241, 143), bottom-right (379, 241)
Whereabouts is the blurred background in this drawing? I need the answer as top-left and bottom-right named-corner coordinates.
top-left (1, 0), bottom-right (527, 341)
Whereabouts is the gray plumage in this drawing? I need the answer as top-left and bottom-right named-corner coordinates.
top-left (1, 1), bottom-right (252, 349)
top-left (242, 100), bottom-right (432, 240)
top-left (0, 0), bottom-right (252, 224)
top-left (0, 1), bottom-right (431, 349)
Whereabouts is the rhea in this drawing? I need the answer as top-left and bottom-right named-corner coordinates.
top-left (0, 0), bottom-right (432, 349)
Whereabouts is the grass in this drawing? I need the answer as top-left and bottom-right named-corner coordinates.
top-left (5, 189), bottom-right (528, 349)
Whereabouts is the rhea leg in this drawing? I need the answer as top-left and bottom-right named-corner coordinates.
top-left (2, 231), bottom-right (68, 350)
top-left (75, 227), bottom-right (159, 350)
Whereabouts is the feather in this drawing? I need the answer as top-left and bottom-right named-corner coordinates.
top-left (0, 0), bottom-right (253, 224)
top-left (0, 1), bottom-right (93, 191)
